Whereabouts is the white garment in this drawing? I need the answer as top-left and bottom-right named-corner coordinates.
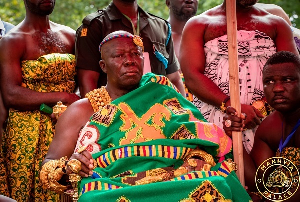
top-left (0, 19), bottom-right (5, 36)
top-left (193, 30), bottom-right (276, 153)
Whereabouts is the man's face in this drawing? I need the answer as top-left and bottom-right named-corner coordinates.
top-left (167, 0), bottom-right (198, 21)
top-left (236, 0), bottom-right (258, 8)
top-left (263, 63), bottom-right (300, 114)
top-left (100, 38), bottom-right (144, 90)
top-left (120, 0), bottom-right (136, 3)
top-left (24, 0), bottom-right (55, 16)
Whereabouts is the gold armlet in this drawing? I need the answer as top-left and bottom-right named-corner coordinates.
top-left (40, 156), bottom-right (68, 193)
top-left (85, 87), bottom-right (112, 113)
top-left (184, 149), bottom-right (216, 167)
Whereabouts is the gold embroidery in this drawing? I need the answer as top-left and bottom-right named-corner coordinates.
top-left (118, 103), bottom-right (170, 145)
top-left (219, 135), bottom-right (229, 154)
top-left (188, 181), bottom-right (227, 201)
top-left (92, 104), bottom-right (117, 126)
top-left (184, 149), bottom-right (216, 167)
top-left (172, 125), bottom-right (195, 140)
top-left (203, 123), bottom-right (215, 138)
top-left (81, 28), bottom-right (88, 37)
top-left (164, 98), bottom-right (189, 115)
top-left (108, 143), bottom-right (115, 148)
top-left (146, 168), bottom-right (168, 177)
top-left (117, 196), bottom-right (131, 202)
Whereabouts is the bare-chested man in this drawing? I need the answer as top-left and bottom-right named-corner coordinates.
top-left (0, 18), bottom-right (14, 147)
top-left (0, 0), bottom-right (80, 201)
top-left (224, 51), bottom-right (300, 201)
top-left (166, 0), bottom-right (198, 57)
top-left (180, 0), bottom-right (299, 153)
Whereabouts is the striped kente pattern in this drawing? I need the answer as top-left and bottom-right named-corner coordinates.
top-left (96, 145), bottom-right (193, 168)
top-left (81, 170), bottom-right (221, 194)
top-left (81, 181), bottom-right (121, 195)
top-left (217, 161), bottom-right (232, 177)
top-left (171, 171), bottom-right (219, 181)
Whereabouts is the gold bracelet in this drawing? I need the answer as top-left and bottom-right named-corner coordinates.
top-left (220, 96), bottom-right (230, 113)
top-left (40, 156), bottom-right (68, 193)
top-left (67, 159), bottom-right (82, 174)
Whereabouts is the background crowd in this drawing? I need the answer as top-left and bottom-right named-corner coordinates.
top-left (1, 0), bottom-right (299, 30)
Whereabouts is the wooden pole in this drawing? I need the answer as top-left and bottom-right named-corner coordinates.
top-left (225, 0), bottom-right (245, 186)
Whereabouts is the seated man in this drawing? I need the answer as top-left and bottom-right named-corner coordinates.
top-left (223, 51), bottom-right (300, 201)
top-left (40, 31), bottom-right (250, 201)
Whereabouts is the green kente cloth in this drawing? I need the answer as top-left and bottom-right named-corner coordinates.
top-left (78, 73), bottom-right (251, 201)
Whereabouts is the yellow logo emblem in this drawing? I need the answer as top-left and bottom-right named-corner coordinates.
top-left (81, 28), bottom-right (87, 37)
top-left (255, 157), bottom-right (299, 201)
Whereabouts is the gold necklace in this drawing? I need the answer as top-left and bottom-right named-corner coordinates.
top-left (85, 86), bottom-right (112, 112)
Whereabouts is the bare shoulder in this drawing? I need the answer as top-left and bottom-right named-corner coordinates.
top-left (256, 3), bottom-right (290, 22)
top-left (50, 21), bottom-right (75, 38)
top-left (186, 5), bottom-right (224, 27)
top-left (61, 98), bottom-right (93, 120)
top-left (0, 26), bottom-right (28, 56)
top-left (254, 5), bottom-right (289, 26)
top-left (255, 111), bottom-right (282, 150)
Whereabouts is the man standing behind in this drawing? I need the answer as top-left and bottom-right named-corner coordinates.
top-left (166, 0), bottom-right (198, 57)
top-left (76, 0), bottom-right (185, 97)
top-left (0, 0), bottom-right (80, 201)
top-left (180, 0), bottom-right (299, 153)
top-left (0, 18), bottom-right (14, 143)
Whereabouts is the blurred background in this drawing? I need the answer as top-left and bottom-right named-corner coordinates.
top-left (0, 0), bottom-right (299, 30)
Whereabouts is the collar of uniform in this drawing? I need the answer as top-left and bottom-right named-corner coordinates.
top-left (107, 2), bottom-right (154, 21)
top-left (0, 20), bottom-right (4, 30)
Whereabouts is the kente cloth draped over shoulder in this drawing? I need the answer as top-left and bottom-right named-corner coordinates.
top-left (192, 30), bottom-right (276, 153)
top-left (0, 53), bottom-right (76, 201)
top-left (75, 73), bottom-right (250, 201)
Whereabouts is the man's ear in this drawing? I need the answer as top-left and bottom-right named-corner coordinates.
top-left (99, 60), bottom-right (107, 73)
top-left (166, 0), bottom-right (170, 7)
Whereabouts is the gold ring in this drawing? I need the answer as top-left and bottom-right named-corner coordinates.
top-left (77, 145), bottom-right (88, 154)
top-left (67, 159), bottom-right (81, 174)
top-left (225, 119), bottom-right (232, 128)
top-left (92, 159), bottom-right (97, 170)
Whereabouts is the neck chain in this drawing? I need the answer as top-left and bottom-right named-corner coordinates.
top-left (123, 12), bottom-right (140, 36)
top-left (279, 119), bottom-right (300, 153)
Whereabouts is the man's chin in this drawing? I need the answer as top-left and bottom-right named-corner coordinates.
top-left (121, 75), bottom-right (142, 87)
top-left (272, 105), bottom-right (293, 114)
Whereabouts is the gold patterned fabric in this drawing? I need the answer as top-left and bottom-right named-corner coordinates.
top-left (0, 53), bottom-right (76, 201)
top-left (276, 147), bottom-right (300, 169)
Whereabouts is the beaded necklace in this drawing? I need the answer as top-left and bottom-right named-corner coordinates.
top-left (85, 86), bottom-right (112, 112)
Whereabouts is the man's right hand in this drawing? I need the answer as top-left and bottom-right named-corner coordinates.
top-left (64, 93), bottom-right (80, 106)
top-left (241, 104), bottom-right (264, 129)
top-left (67, 150), bottom-right (94, 178)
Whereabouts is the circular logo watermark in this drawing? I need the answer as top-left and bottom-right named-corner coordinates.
top-left (255, 157), bottom-right (299, 201)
